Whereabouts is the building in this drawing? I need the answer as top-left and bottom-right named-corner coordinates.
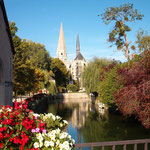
top-left (70, 33), bottom-right (88, 88)
top-left (57, 23), bottom-right (87, 88)
top-left (0, 0), bottom-right (14, 106)
top-left (56, 23), bottom-right (68, 67)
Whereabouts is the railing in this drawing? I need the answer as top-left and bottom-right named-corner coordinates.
top-left (74, 139), bottom-right (150, 150)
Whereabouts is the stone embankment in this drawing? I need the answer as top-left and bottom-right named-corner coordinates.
top-left (56, 93), bottom-right (91, 103)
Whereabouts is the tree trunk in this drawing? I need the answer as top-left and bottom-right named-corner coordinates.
top-left (124, 33), bottom-right (130, 62)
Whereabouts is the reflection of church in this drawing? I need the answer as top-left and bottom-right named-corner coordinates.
top-left (56, 23), bottom-right (88, 88)
top-left (71, 102), bottom-right (89, 129)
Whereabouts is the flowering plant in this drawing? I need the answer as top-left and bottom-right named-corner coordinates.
top-left (0, 101), bottom-right (45, 149)
top-left (32, 113), bottom-right (75, 149)
top-left (0, 101), bottom-right (75, 150)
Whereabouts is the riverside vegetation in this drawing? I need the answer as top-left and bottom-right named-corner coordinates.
top-left (83, 3), bottom-right (150, 129)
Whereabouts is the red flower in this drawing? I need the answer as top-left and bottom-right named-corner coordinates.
top-left (0, 143), bottom-right (3, 148)
top-left (0, 127), bottom-right (3, 132)
top-left (0, 133), bottom-right (4, 140)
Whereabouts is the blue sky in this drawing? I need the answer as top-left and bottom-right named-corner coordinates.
top-left (4, 0), bottom-right (150, 62)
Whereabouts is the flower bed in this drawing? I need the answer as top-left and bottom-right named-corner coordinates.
top-left (0, 100), bottom-right (75, 149)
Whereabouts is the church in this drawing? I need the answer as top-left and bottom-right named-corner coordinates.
top-left (56, 23), bottom-right (88, 88)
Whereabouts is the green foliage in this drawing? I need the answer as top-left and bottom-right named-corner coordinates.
top-left (74, 80), bottom-right (79, 91)
top-left (47, 82), bottom-right (57, 95)
top-left (13, 63), bottom-right (41, 95)
top-left (82, 57), bottom-right (112, 94)
top-left (67, 84), bottom-right (78, 92)
top-left (100, 3), bottom-right (143, 61)
top-left (10, 21), bottom-right (50, 96)
top-left (136, 29), bottom-right (150, 52)
top-left (98, 65), bottom-right (124, 107)
top-left (50, 58), bottom-right (70, 88)
top-left (19, 39), bottom-right (50, 70)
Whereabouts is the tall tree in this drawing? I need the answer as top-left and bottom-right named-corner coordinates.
top-left (9, 22), bottom-right (49, 95)
top-left (82, 58), bottom-right (112, 94)
top-left (136, 29), bottom-right (150, 52)
top-left (17, 40), bottom-right (51, 71)
top-left (100, 3), bottom-right (143, 61)
top-left (50, 58), bottom-right (70, 88)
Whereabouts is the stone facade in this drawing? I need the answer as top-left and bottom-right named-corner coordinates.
top-left (56, 23), bottom-right (68, 67)
top-left (0, 0), bottom-right (14, 106)
top-left (70, 34), bottom-right (88, 88)
top-left (57, 23), bottom-right (87, 88)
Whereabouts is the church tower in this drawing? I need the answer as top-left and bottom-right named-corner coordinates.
top-left (76, 33), bottom-right (80, 57)
top-left (57, 23), bottom-right (67, 66)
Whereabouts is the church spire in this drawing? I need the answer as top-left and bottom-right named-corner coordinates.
top-left (76, 33), bottom-right (80, 57)
top-left (57, 22), bottom-right (67, 65)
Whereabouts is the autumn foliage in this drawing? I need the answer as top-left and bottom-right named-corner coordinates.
top-left (115, 50), bottom-right (150, 128)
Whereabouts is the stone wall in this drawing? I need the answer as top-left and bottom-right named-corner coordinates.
top-left (56, 93), bottom-right (91, 103)
top-left (0, 5), bottom-right (13, 106)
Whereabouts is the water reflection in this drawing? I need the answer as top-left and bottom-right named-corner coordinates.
top-left (71, 102), bottom-right (89, 129)
top-left (47, 100), bottom-right (150, 150)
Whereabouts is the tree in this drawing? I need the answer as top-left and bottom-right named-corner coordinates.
top-left (82, 58), bottom-right (112, 94)
top-left (136, 29), bottom-right (150, 52)
top-left (98, 64), bottom-right (123, 107)
top-left (67, 84), bottom-right (78, 92)
top-left (115, 50), bottom-right (150, 128)
top-left (100, 3), bottom-right (143, 61)
top-left (19, 40), bottom-right (50, 71)
top-left (9, 22), bottom-right (49, 96)
top-left (50, 58), bottom-right (70, 88)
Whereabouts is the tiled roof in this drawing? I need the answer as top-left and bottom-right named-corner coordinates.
top-left (74, 52), bottom-right (85, 61)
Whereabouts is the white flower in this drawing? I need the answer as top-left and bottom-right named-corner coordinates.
top-left (39, 141), bottom-right (43, 147)
top-left (49, 141), bottom-right (54, 147)
top-left (63, 141), bottom-right (69, 148)
top-left (56, 128), bottom-right (61, 134)
top-left (34, 142), bottom-right (39, 148)
top-left (63, 120), bottom-right (68, 124)
top-left (56, 115), bottom-right (61, 119)
top-left (56, 140), bottom-right (60, 146)
top-left (33, 113), bottom-right (40, 117)
top-left (52, 115), bottom-right (56, 121)
top-left (7, 108), bottom-right (12, 112)
top-left (44, 141), bottom-right (50, 147)
top-left (51, 134), bottom-right (56, 141)
top-left (72, 139), bottom-right (75, 144)
top-left (68, 135), bottom-right (71, 139)
top-left (59, 143), bottom-right (64, 150)
top-left (60, 132), bottom-right (68, 139)
top-left (36, 133), bottom-right (43, 141)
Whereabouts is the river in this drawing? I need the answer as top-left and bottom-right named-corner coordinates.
top-left (45, 100), bottom-right (150, 150)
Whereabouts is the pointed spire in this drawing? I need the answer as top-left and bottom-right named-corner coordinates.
top-left (57, 22), bottom-right (67, 65)
top-left (76, 33), bottom-right (80, 57)
top-left (57, 22), bottom-right (66, 51)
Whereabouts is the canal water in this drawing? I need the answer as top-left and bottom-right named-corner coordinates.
top-left (46, 101), bottom-right (150, 150)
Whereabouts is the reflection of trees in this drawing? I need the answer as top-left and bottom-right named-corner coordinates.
top-left (47, 103), bottom-right (73, 120)
top-left (80, 112), bottom-right (150, 144)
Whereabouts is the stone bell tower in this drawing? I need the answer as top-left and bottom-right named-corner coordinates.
top-left (57, 22), bottom-right (67, 66)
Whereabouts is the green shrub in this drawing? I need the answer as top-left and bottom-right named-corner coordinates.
top-left (98, 65), bottom-right (124, 107)
top-left (67, 84), bottom-right (78, 92)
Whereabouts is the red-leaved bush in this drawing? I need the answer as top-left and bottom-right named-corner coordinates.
top-left (115, 50), bottom-right (150, 128)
